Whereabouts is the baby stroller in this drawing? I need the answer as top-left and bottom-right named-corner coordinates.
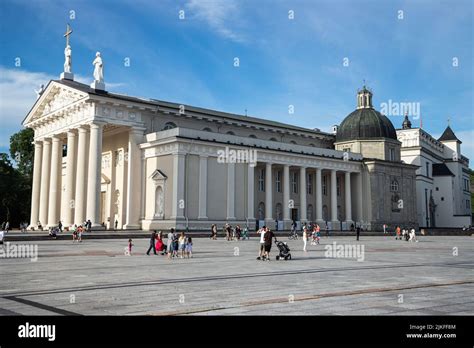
top-left (275, 240), bottom-right (291, 260)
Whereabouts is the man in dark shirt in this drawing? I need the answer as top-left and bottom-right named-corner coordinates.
top-left (356, 226), bottom-right (361, 241)
top-left (263, 229), bottom-right (276, 261)
top-left (146, 230), bottom-right (157, 255)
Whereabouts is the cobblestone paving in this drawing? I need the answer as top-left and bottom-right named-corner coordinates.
top-left (0, 236), bottom-right (472, 315)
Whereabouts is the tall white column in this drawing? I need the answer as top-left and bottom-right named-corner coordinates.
top-left (198, 155), bottom-right (208, 220)
top-left (38, 138), bottom-right (51, 229)
top-left (171, 153), bottom-right (185, 220)
top-left (47, 136), bottom-right (62, 227)
top-left (29, 141), bottom-right (43, 229)
top-left (283, 164), bottom-right (291, 227)
top-left (226, 162), bottom-right (236, 220)
top-left (345, 171), bottom-right (353, 223)
top-left (330, 169), bottom-right (338, 224)
top-left (356, 172), bottom-right (363, 223)
top-left (264, 163), bottom-right (273, 225)
top-left (315, 168), bottom-right (323, 224)
top-left (300, 166), bottom-right (307, 223)
top-left (74, 126), bottom-right (88, 225)
top-left (64, 130), bottom-right (76, 227)
top-left (124, 128), bottom-right (143, 229)
top-left (247, 163), bottom-right (255, 221)
top-left (86, 123), bottom-right (103, 227)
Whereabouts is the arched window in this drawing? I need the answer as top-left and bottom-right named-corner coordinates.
top-left (275, 203), bottom-right (282, 221)
top-left (269, 137), bottom-right (278, 141)
top-left (162, 122), bottom-right (177, 130)
top-left (309, 143), bottom-right (316, 147)
top-left (249, 134), bottom-right (257, 139)
top-left (202, 127), bottom-right (212, 132)
top-left (390, 180), bottom-right (399, 192)
top-left (226, 131), bottom-right (235, 135)
top-left (290, 140), bottom-right (297, 145)
top-left (258, 202), bottom-right (265, 220)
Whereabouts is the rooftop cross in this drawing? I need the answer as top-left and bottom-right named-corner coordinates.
top-left (64, 23), bottom-right (73, 46)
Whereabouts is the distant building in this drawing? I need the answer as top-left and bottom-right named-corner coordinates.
top-left (397, 117), bottom-right (471, 228)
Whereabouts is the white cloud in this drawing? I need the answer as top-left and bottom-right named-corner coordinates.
top-left (0, 68), bottom-right (55, 147)
top-left (186, 0), bottom-right (245, 42)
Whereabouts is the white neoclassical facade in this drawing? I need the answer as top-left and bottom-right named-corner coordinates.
top-left (23, 74), bottom-right (420, 232)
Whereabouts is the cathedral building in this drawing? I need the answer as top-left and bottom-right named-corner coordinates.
top-left (24, 69), bottom-right (424, 232)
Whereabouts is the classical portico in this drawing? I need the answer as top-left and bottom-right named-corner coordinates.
top-left (24, 77), bottom-right (146, 230)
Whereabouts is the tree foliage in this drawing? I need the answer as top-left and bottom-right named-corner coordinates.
top-left (10, 128), bottom-right (34, 179)
top-left (0, 129), bottom-right (34, 227)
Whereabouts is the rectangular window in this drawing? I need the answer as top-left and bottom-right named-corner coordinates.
top-left (258, 169), bottom-right (265, 192)
top-left (322, 175), bottom-right (327, 196)
top-left (307, 174), bottom-right (313, 195)
top-left (291, 172), bottom-right (298, 194)
top-left (467, 200), bottom-right (470, 209)
top-left (389, 148), bottom-right (395, 161)
top-left (426, 162), bottom-right (430, 177)
top-left (276, 171), bottom-right (282, 193)
top-left (336, 177), bottom-right (341, 196)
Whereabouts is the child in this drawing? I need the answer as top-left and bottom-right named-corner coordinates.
top-left (185, 236), bottom-right (193, 258)
top-left (72, 226), bottom-right (78, 243)
top-left (128, 239), bottom-right (134, 255)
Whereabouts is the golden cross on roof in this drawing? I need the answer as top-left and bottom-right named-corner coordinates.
top-left (64, 23), bottom-right (73, 46)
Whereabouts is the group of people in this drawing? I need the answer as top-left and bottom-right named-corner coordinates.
top-left (210, 223), bottom-right (249, 241)
top-left (302, 224), bottom-right (323, 252)
top-left (394, 226), bottom-right (418, 242)
top-left (145, 229), bottom-right (193, 259)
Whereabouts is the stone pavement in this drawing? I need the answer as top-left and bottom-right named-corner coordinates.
top-left (0, 235), bottom-right (472, 315)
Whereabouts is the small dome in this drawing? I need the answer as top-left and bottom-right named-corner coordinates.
top-left (336, 86), bottom-right (398, 142)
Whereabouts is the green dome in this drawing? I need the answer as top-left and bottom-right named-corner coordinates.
top-left (336, 108), bottom-right (398, 142)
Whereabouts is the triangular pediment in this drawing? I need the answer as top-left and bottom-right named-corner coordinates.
top-left (23, 80), bottom-right (89, 127)
top-left (150, 169), bottom-right (167, 181)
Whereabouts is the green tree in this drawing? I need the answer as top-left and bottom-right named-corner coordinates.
top-left (10, 128), bottom-right (34, 178)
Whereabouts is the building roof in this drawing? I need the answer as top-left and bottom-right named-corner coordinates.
top-left (432, 163), bottom-right (455, 176)
top-left (53, 79), bottom-right (333, 139)
top-left (336, 108), bottom-right (398, 142)
top-left (438, 125), bottom-right (461, 143)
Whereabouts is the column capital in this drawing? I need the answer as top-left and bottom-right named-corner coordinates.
top-left (66, 129), bottom-right (77, 136)
top-left (88, 122), bottom-right (105, 130)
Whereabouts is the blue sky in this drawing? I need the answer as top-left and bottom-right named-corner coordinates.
top-left (0, 0), bottom-right (472, 164)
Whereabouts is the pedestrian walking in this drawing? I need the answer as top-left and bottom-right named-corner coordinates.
top-left (263, 228), bottom-right (276, 261)
top-left (178, 232), bottom-right (186, 258)
top-left (146, 231), bottom-right (157, 255)
top-left (58, 221), bottom-right (63, 233)
top-left (325, 223), bottom-right (329, 238)
top-left (383, 223), bottom-right (387, 234)
top-left (409, 228), bottom-right (418, 242)
top-left (185, 235), bottom-right (193, 258)
top-left (167, 229), bottom-right (176, 259)
top-left (356, 225), bottom-right (361, 241)
top-left (256, 227), bottom-right (266, 260)
top-left (0, 230), bottom-right (4, 247)
top-left (77, 225), bottom-right (83, 242)
top-left (128, 239), bottom-right (134, 255)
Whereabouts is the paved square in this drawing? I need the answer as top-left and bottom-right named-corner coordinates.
top-left (0, 235), bottom-right (473, 315)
